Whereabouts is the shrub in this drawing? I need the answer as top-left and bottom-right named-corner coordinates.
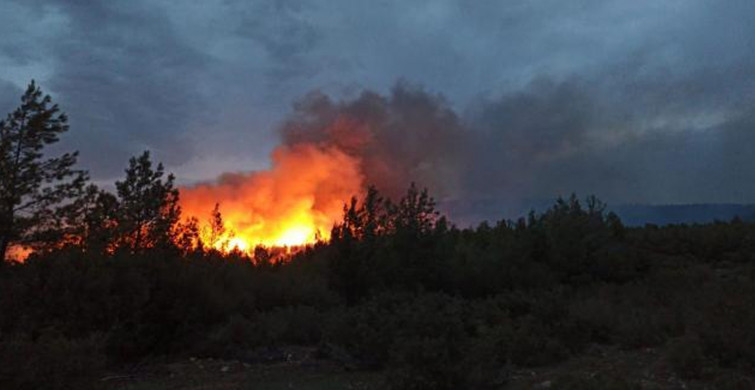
top-left (388, 336), bottom-right (465, 390)
top-left (712, 373), bottom-right (753, 390)
top-left (507, 319), bottom-right (568, 367)
top-left (0, 331), bottom-right (106, 390)
top-left (694, 281), bottom-right (755, 369)
top-left (255, 306), bottom-right (324, 346)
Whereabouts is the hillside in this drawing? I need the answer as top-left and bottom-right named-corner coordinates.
top-left (442, 200), bottom-right (755, 227)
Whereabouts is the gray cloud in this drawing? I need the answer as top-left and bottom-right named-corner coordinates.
top-left (232, 0), bottom-right (320, 86)
top-left (46, 1), bottom-right (213, 176)
top-left (466, 56), bottom-right (755, 206)
top-left (1, 0), bottom-right (754, 211)
top-left (0, 80), bottom-right (22, 118)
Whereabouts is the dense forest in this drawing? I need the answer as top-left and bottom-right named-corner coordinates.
top-left (2, 84), bottom-right (755, 389)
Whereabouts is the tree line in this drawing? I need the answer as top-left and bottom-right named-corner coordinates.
top-left (0, 82), bottom-right (199, 261)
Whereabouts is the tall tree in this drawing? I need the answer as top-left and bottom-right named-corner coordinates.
top-left (114, 151), bottom-right (180, 253)
top-left (205, 203), bottom-right (227, 250)
top-left (0, 81), bottom-right (88, 260)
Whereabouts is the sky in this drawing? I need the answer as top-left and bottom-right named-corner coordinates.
top-left (1, 0), bottom-right (755, 208)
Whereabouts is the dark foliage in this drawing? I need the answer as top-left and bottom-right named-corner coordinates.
top-left (2, 181), bottom-right (755, 388)
top-left (0, 81), bottom-right (88, 260)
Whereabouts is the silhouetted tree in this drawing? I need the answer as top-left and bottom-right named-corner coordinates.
top-left (0, 81), bottom-right (88, 260)
top-left (329, 184), bottom-right (452, 300)
top-left (57, 184), bottom-right (119, 254)
top-left (113, 151), bottom-right (180, 253)
top-left (383, 183), bottom-right (450, 290)
top-left (174, 216), bottom-right (200, 254)
top-left (387, 182), bottom-right (440, 236)
top-left (205, 203), bottom-right (227, 250)
top-left (329, 186), bottom-right (389, 302)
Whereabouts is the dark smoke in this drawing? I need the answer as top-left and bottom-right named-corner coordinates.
top-left (272, 62), bottom-right (755, 222)
top-left (279, 82), bottom-right (468, 199)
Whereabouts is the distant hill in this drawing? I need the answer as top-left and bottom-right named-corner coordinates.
top-left (441, 199), bottom-right (755, 227)
top-left (611, 204), bottom-right (755, 226)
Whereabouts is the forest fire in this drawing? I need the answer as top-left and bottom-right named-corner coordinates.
top-left (178, 88), bottom-right (460, 254)
top-left (6, 246), bottom-right (32, 263)
top-left (179, 142), bottom-right (365, 253)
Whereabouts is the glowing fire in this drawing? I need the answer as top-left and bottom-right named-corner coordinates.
top-left (179, 142), bottom-right (365, 253)
top-left (227, 237), bottom-right (249, 252)
top-left (5, 245), bottom-right (32, 263)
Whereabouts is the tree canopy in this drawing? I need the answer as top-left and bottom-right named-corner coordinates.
top-left (0, 81), bottom-right (88, 260)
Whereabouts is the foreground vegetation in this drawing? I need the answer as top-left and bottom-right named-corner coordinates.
top-left (2, 83), bottom-right (755, 389)
top-left (2, 188), bottom-right (755, 389)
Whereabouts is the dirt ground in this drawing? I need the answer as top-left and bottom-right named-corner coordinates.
top-left (104, 344), bottom-right (753, 390)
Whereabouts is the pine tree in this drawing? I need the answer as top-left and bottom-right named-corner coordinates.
top-left (206, 203), bottom-right (227, 249)
top-left (0, 81), bottom-right (88, 260)
top-left (114, 151), bottom-right (180, 253)
top-left (60, 184), bottom-right (119, 254)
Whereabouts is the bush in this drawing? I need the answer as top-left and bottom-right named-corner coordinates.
top-left (568, 283), bottom-right (682, 349)
top-left (694, 281), bottom-right (755, 369)
top-left (194, 306), bottom-right (325, 359)
top-left (326, 292), bottom-right (510, 389)
top-left (712, 373), bottom-right (753, 390)
top-left (255, 306), bottom-right (324, 346)
top-left (388, 336), bottom-right (466, 390)
top-left (507, 318), bottom-right (568, 367)
top-left (0, 332), bottom-right (106, 390)
top-left (323, 293), bottom-right (408, 366)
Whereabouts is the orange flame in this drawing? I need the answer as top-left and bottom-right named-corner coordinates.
top-left (179, 142), bottom-right (365, 253)
top-left (5, 245), bottom-right (32, 263)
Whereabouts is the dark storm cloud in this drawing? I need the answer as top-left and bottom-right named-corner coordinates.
top-left (41, 1), bottom-right (211, 177)
top-left (466, 55), bottom-right (755, 206)
top-left (231, 0), bottom-right (320, 86)
top-left (0, 0), bottom-right (219, 179)
top-left (0, 81), bottom-right (22, 118)
top-left (1, 0), bottom-right (754, 208)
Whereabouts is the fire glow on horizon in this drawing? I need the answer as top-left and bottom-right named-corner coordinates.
top-left (177, 89), bottom-right (455, 254)
top-left (179, 140), bottom-right (366, 252)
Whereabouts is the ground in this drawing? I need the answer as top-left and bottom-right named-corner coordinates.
top-left (104, 345), bottom-right (753, 389)
top-left (106, 347), bottom-right (387, 390)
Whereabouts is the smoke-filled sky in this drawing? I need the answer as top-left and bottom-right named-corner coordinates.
top-left (2, 0), bottom-right (755, 210)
